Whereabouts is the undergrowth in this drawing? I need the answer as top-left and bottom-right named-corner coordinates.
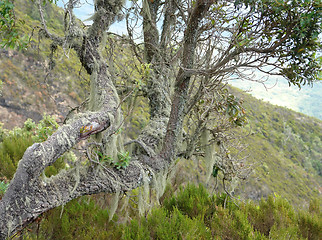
top-left (13, 184), bottom-right (321, 240)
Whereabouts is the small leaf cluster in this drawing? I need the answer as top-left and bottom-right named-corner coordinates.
top-left (211, 89), bottom-right (247, 126)
top-left (95, 150), bottom-right (131, 169)
top-left (224, 93), bottom-right (247, 126)
top-left (0, 179), bottom-right (9, 198)
top-left (95, 150), bottom-right (112, 164)
top-left (115, 151), bottom-right (131, 169)
top-left (196, 88), bottom-right (247, 128)
top-left (139, 63), bottom-right (152, 81)
top-left (23, 114), bottom-right (59, 142)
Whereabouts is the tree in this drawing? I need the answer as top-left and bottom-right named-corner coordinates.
top-left (0, 0), bottom-right (320, 238)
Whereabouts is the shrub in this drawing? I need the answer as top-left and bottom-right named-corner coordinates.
top-left (0, 115), bottom-right (66, 180)
top-left (122, 207), bottom-right (211, 240)
top-left (297, 198), bottom-right (322, 240)
top-left (163, 184), bottom-right (211, 220)
top-left (9, 182), bottom-right (322, 239)
top-left (36, 197), bottom-right (122, 240)
top-left (0, 132), bottom-right (33, 179)
top-left (210, 206), bottom-right (262, 240)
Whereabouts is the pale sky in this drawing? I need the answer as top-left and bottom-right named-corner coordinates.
top-left (56, 0), bottom-right (321, 120)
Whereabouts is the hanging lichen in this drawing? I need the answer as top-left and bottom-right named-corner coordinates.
top-left (152, 168), bottom-right (168, 202)
top-left (201, 129), bottom-right (216, 184)
top-left (137, 168), bottom-right (150, 216)
top-left (108, 187), bottom-right (120, 221)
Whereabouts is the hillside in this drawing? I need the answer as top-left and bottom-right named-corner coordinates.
top-left (231, 87), bottom-right (321, 206)
top-left (0, 0), bottom-right (89, 129)
top-left (171, 85), bottom-right (321, 207)
top-left (0, 0), bottom-right (321, 209)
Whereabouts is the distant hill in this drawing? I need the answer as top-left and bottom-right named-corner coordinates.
top-left (230, 79), bottom-right (322, 120)
top-left (0, 0), bottom-right (321, 208)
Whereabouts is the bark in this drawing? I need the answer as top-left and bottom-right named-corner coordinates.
top-left (134, 0), bottom-right (172, 155)
top-left (142, 0), bottom-right (172, 120)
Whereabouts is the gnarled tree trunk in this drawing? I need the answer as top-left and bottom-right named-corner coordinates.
top-left (0, 0), bottom-right (213, 239)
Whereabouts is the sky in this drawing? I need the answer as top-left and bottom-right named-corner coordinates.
top-left (56, 0), bottom-right (321, 120)
top-left (57, 0), bottom-right (127, 34)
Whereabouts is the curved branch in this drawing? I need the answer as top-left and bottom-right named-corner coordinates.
top-left (0, 109), bottom-right (111, 238)
top-left (37, 0), bottom-right (64, 44)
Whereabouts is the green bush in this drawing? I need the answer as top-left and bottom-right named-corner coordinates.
top-left (163, 184), bottom-right (211, 220)
top-left (297, 198), bottom-right (322, 240)
top-left (122, 207), bottom-right (211, 240)
top-left (5, 180), bottom-right (322, 239)
top-left (246, 194), bottom-right (295, 236)
top-left (36, 197), bottom-right (121, 240)
top-left (160, 185), bottom-right (321, 240)
top-left (0, 132), bottom-right (33, 179)
top-left (210, 206), bottom-right (263, 240)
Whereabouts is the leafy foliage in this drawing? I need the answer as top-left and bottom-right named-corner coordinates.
top-left (116, 151), bottom-right (131, 169)
top-left (234, 0), bottom-right (322, 87)
top-left (0, 130), bottom-right (33, 179)
top-left (23, 114), bottom-right (59, 142)
top-left (216, 89), bottom-right (248, 126)
top-left (0, 0), bottom-right (28, 49)
top-left (123, 207), bottom-right (211, 240)
top-left (0, 179), bottom-right (9, 199)
top-left (36, 197), bottom-right (122, 240)
top-left (163, 183), bottom-right (212, 220)
top-left (95, 150), bottom-right (131, 169)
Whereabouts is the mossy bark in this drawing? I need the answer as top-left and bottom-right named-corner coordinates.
top-left (0, 0), bottom-right (125, 238)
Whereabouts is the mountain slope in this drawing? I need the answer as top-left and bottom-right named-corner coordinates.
top-left (0, 0), bottom-right (89, 129)
top-left (171, 85), bottom-right (321, 207)
top-left (231, 86), bottom-right (321, 206)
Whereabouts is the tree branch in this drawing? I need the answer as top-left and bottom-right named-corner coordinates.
top-left (162, 0), bottom-right (214, 162)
